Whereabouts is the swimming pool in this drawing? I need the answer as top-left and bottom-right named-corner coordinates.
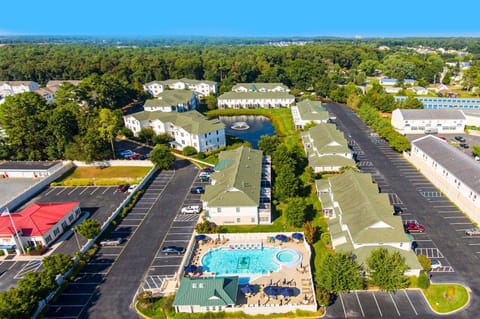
top-left (201, 246), bottom-right (302, 278)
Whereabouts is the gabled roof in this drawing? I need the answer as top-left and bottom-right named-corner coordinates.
top-left (308, 155), bottom-right (355, 168)
top-left (0, 161), bottom-right (61, 171)
top-left (173, 276), bottom-right (238, 307)
top-left (218, 91), bottom-right (295, 100)
top-left (46, 80), bottom-right (81, 87)
top-left (295, 100), bottom-right (329, 121)
top-left (303, 123), bottom-right (350, 155)
top-left (144, 90), bottom-right (194, 108)
top-left (328, 170), bottom-right (407, 244)
top-left (232, 83), bottom-right (288, 91)
top-left (126, 110), bottom-right (224, 135)
top-left (412, 135), bottom-right (480, 193)
top-left (0, 202), bottom-right (80, 237)
top-left (394, 108), bottom-right (465, 120)
top-left (202, 146), bottom-right (262, 207)
top-left (164, 78), bottom-right (217, 86)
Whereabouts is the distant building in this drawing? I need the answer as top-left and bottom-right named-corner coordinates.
top-left (34, 87), bottom-right (57, 103)
top-left (291, 99), bottom-right (330, 129)
top-left (201, 146), bottom-right (272, 225)
top-left (410, 86), bottom-right (429, 95)
top-left (394, 96), bottom-right (480, 110)
top-left (217, 91), bottom-right (294, 109)
top-left (0, 81), bottom-right (40, 103)
top-left (46, 80), bottom-right (81, 88)
top-left (0, 161), bottom-right (63, 178)
top-left (406, 135), bottom-right (480, 225)
top-left (143, 90), bottom-right (198, 112)
top-left (317, 170), bottom-right (421, 276)
top-left (302, 123), bottom-right (355, 172)
top-left (123, 110), bottom-right (225, 152)
top-left (379, 78), bottom-right (415, 86)
top-left (143, 78), bottom-right (218, 97)
top-left (0, 202), bottom-right (81, 255)
top-left (231, 83), bottom-right (289, 93)
top-left (391, 108), bottom-right (466, 134)
top-left (384, 87), bottom-right (402, 94)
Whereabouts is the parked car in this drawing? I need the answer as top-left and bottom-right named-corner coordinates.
top-left (438, 136), bottom-right (447, 141)
top-left (430, 259), bottom-right (442, 270)
top-left (117, 184), bottom-right (130, 192)
top-left (465, 228), bottom-right (480, 236)
top-left (120, 149), bottom-right (134, 157)
top-left (100, 238), bottom-right (124, 246)
top-left (128, 152), bottom-right (142, 160)
top-left (127, 184), bottom-right (138, 193)
top-left (202, 167), bottom-right (215, 173)
top-left (199, 174), bottom-right (210, 182)
top-left (190, 186), bottom-right (205, 194)
top-left (405, 221), bottom-right (425, 233)
top-left (459, 143), bottom-right (469, 149)
top-left (181, 205), bottom-right (201, 214)
top-left (455, 136), bottom-right (466, 142)
top-left (393, 205), bottom-right (403, 215)
top-left (160, 246), bottom-right (185, 255)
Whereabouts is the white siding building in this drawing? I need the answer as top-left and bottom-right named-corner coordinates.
top-left (291, 99), bottom-right (330, 129)
top-left (143, 90), bottom-right (198, 112)
top-left (231, 83), bottom-right (289, 93)
top-left (144, 78), bottom-right (217, 97)
top-left (391, 108), bottom-right (466, 134)
top-left (0, 81), bottom-right (40, 103)
top-left (123, 110), bottom-right (225, 152)
top-left (201, 146), bottom-right (271, 225)
top-left (218, 82), bottom-right (294, 109)
top-left (406, 135), bottom-right (480, 225)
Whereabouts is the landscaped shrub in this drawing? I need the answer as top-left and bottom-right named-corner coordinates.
top-left (182, 146), bottom-right (197, 156)
top-left (417, 254), bottom-right (432, 271)
top-left (418, 271), bottom-right (430, 289)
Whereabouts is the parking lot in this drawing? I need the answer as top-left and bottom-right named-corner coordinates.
top-left (0, 185), bottom-right (129, 291)
top-left (328, 102), bottom-right (480, 318)
top-left (141, 172), bottom-right (210, 291)
top-left (327, 289), bottom-right (434, 318)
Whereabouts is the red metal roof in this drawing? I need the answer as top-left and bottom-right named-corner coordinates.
top-left (0, 202), bottom-right (80, 237)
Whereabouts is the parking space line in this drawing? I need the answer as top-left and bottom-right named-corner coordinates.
top-left (68, 187), bottom-right (77, 195)
top-left (444, 216), bottom-right (468, 219)
top-left (45, 187), bottom-right (56, 195)
top-left (339, 293), bottom-right (347, 318)
top-left (90, 187), bottom-right (99, 195)
top-left (403, 290), bottom-right (418, 315)
top-left (449, 222), bottom-right (471, 225)
top-left (102, 187), bottom-right (110, 194)
top-left (355, 291), bottom-right (365, 317)
top-left (79, 187), bottom-right (89, 195)
top-left (372, 292), bottom-right (382, 317)
top-left (389, 292), bottom-right (400, 316)
top-left (468, 243), bottom-right (480, 246)
top-left (56, 187), bottom-right (67, 195)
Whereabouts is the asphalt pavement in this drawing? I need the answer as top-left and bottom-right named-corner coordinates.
top-left (325, 102), bottom-right (480, 319)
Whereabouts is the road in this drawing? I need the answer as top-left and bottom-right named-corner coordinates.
top-left (325, 102), bottom-right (479, 318)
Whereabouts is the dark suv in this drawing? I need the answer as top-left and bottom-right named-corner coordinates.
top-left (455, 136), bottom-right (466, 142)
top-left (190, 186), bottom-right (205, 194)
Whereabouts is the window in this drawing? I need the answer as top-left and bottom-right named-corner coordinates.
top-left (61, 221), bottom-right (67, 229)
top-left (236, 207), bottom-right (240, 212)
top-left (45, 235), bottom-right (52, 244)
top-left (236, 218), bottom-right (241, 223)
top-left (53, 228), bottom-right (60, 236)
top-left (217, 208), bottom-right (221, 213)
top-left (68, 215), bottom-right (74, 222)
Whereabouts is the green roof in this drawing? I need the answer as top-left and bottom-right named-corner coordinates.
top-left (127, 110), bottom-right (224, 135)
top-left (173, 276), bottom-right (238, 307)
top-left (163, 78), bottom-right (217, 86)
top-left (202, 146), bottom-right (263, 207)
top-left (303, 123), bottom-right (350, 155)
top-left (296, 100), bottom-right (329, 121)
top-left (319, 193), bottom-right (333, 209)
top-left (144, 90), bottom-right (194, 108)
top-left (315, 179), bottom-right (330, 192)
top-left (348, 246), bottom-right (421, 270)
top-left (329, 170), bottom-right (408, 244)
top-left (218, 91), bottom-right (295, 100)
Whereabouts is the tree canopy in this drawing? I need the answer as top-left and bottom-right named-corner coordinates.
top-left (366, 248), bottom-right (409, 292)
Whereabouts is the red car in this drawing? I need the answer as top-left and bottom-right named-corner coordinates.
top-left (438, 136), bottom-right (447, 141)
top-left (405, 221), bottom-right (425, 233)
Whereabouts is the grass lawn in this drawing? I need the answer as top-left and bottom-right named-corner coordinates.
top-left (55, 166), bottom-right (152, 186)
top-left (422, 284), bottom-right (469, 313)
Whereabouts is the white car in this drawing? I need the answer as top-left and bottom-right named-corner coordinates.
top-left (127, 184), bottom-right (138, 193)
top-left (430, 259), bottom-right (442, 270)
top-left (181, 206), bottom-right (201, 214)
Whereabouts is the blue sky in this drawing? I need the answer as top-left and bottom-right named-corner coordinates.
top-left (2, 0), bottom-right (479, 37)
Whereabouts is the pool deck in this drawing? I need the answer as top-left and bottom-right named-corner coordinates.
top-left (188, 233), bottom-right (317, 312)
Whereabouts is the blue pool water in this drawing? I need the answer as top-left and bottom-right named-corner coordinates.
top-left (201, 247), bottom-right (280, 277)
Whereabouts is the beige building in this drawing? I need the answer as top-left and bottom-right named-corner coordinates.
top-left (406, 135), bottom-right (480, 225)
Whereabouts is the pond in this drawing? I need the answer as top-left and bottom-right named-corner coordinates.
top-left (218, 115), bottom-right (275, 149)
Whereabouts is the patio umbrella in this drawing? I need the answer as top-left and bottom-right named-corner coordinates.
top-left (240, 284), bottom-right (257, 295)
top-left (275, 234), bottom-right (288, 242)
top-left (263, 285), bottom-right (279, 296)
top-left (195, 234), bottom-right (210, 241)
top-left (279, 287), bottom-right (294, 297)
top-left (292, 233), bottom-right (303, 240)
top-left (184, 265), bottom-right (198, 273)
